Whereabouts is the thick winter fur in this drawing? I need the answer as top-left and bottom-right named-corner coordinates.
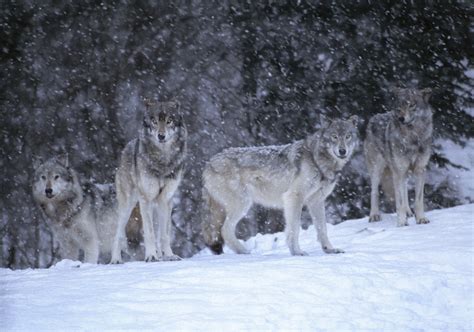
top-left (110, 101), bottom-right (187, 263)
top-left (32, 155), bottom-right (142, 263)
top-left (364, 87), bottom-right (433, 226)
top-left (202, 116), bottom-right (359, 256)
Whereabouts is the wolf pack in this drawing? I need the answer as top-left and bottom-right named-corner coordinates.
top-left (32, 87), bottom-right (433, 264)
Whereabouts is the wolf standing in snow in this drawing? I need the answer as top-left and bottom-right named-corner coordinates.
top-left (202, 116), bottom-right (359, 256)
top-left (364, 87), bottom-right (433, 227)
top-left (32, 155), bottom-right (142, 263)
top-left (110, 101), bottom-right (187, 263)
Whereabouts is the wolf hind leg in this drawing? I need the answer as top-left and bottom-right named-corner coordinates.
top-left (202, 188), bottom-right (226, 255)
top-left (368, 155), bottom-right (386, 222)
top-left (110, 193), bottom-right (137, 264)
top-left (221, 197), bottom-right (252, 254)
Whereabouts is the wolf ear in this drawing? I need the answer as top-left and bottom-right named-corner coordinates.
top-left (391, 87), bottom-right (404, 97)
top-left (143, 97), bottom-right (155, 109)
top-left (143, 97), bottom-right (155, 116)
top-left (57, 153), bottom-right (69, 168)
top-left (142, 110), bottom-right (151, 128)
top-left (142, 99), bottom-right (152, 128)
top-left (33, 156), bottom-right (44, 170)
top-left (319, 114), bottom-right (331, 128)
top-left (348, 115), bottom-right (359, 127)
top-left (177, 113), bottom-right (185, 127)
top-left (170, 100), bottom-right (181, 112)
top-left (421, 88), bottom-right (432, 103)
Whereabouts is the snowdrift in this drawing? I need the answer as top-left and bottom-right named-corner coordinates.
top-left (1, 204), bottom-right (473, 331)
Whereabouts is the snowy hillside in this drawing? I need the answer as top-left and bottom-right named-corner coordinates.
top-left (2, 204), bottom-right (473, 331)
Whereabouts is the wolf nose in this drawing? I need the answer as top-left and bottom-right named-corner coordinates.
top-left (45, 188), bottom-right (52, 195)
top-left (398, 116), bottom-right (405, 123)
top-left (339, 148), bottom-right (347, 156)
top-left (158, 134), bottom-right (166, 141)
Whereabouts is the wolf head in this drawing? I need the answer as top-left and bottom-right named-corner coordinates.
top-left (32, 154), bottom-right (77, 202)
top-left (392, 87), bottom-right (432, 125)
top-left (142, 100), bottom-right (184, 144)
top-left (319, 115), bottom-right (359, 161)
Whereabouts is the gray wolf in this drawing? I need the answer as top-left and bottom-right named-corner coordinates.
top-left (364, 87), bottom-right (433, 227)
top-left (32, 154), bottom-right (142, 263)
top-left (110, 101), bottom-right (187, 263)
top-left (202, 115), bottom-right (359, 256)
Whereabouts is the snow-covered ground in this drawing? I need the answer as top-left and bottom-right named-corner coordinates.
top-left (435, 138), bottom-right (474, 203)
top-left (1, 204), bottom-right (473, 331)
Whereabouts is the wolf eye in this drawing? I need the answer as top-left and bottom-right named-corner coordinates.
top-left (345, 134), bottom-right (352, 140)
top-left (41, 175), bottom-right (46, 180)
top-left (150, 117), bottom-right (157, 125)
top-left (406, 101), bottom-right (416, 108)
top-left (332, 134), bottom-right (338, 140)
top-left (166, 119), bottom-right (173, 125)
top-left (54, 175), bottom-right (59, 180)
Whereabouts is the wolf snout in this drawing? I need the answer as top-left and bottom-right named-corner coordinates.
top-left (339, 148), bottom-right (347, 156)
top-left (398, 116), bottom-right (405, 123)
top-left (158, 134), bottom-right (166, 141)
top-left (45, 188), bottom-right (53, 198)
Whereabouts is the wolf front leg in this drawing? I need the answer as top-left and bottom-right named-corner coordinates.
top-left (139, 197), bottom-right (161, 262)
top-left (283, 192), bottom-right (307, 256)
top-left (155, 196), bottom-right (180, 261)
top-left (414, 166), bottom-right (430, 224)
top-left (391, 170), bottom-right (409, 227)
top-left (307, 194), bottom-right (344, 254)
top-left (83, 241), bottom-right (100, 264)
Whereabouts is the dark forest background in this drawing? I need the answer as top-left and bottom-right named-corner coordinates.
top-left (1, 1), bottom-right (472, 268)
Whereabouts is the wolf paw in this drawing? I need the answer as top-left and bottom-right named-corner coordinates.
top-left (397, 221), bottom-right (409, 227)
top-left (161, 254), bottom-right (182, 261)
top-left (109, 256), bottom-right (123, 264)
top-left (406, 209), bottom-right (414, 218)
top-left (323, 247), bottom-right (345, 254)
top-left (416, 218), bottom-right (430, 224)
top-left (291, 250), bottom-right (308, 256)
top-left (369, 214), bottom-right (381, 222)
top-left (235, 248), bottom-right (251, 255)
top-left (145, 254), bottom-right (161, 262)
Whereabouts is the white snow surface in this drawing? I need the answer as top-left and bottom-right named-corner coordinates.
top-left (2, 204), bottom-right (473, 331)
top-left (435, 138), bottom-right (474, 203)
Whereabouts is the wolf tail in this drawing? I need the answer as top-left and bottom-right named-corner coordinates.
top-left (201, 186), bottom-right (225, 255)
top-left (126, 204), bottom-right (143, 248)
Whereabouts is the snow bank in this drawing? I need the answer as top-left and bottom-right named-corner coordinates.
top-left (1, 204), bottom-right (473, 331)
top-left (435, 138), bottom-right (474, 202)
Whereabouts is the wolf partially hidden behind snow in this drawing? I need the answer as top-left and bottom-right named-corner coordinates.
top-left (110, 100), bottom-right (187, 263)
top-left (32, 155), bottom-right (142, 263)
top-left (364, 87), bottom-right (433, 227)
top-left (202, 115), bottom-right (359, 256)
